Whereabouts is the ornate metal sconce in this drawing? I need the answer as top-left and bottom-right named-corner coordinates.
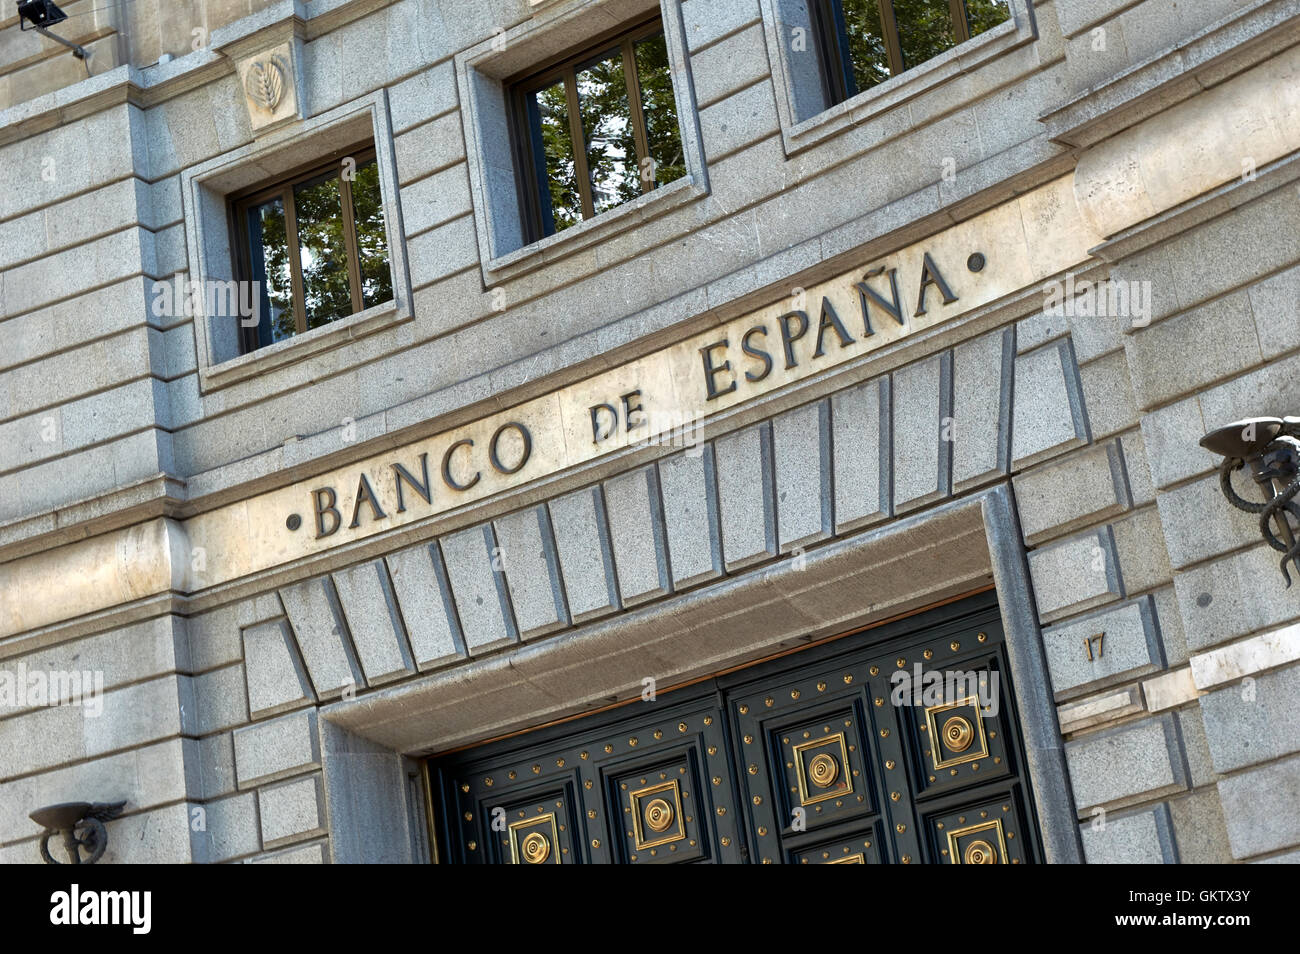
top-left (1200, 416), bottom-right (1300, 585)
top-left (30, 801), bottom-right (125, 864)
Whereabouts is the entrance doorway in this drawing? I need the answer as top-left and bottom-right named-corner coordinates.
top-left (425, 591), bottom-right (1044, 863)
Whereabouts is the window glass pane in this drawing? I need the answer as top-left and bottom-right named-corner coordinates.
top-left (576, 48), bottom-right (640, 216)
top-left (838, 0), bottom-right (891, 93)
top-left (891, 0), bottom-right (957, 70)
top-left (293, 173), bottom-right (354, 329)
top-left (634, 32), bottom-right (686, 190)
top-left (965, 0), bottom-right (1011, 37)
top-left (349, 158), bottom-right (393, 310)
top-left (246, 197), bottom-right (295, 344)
top-left (528, 78), bottom-right (583, 234)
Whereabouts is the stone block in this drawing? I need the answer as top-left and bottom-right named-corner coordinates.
top-left (331, 561), bottom-right (416, 685)
top-left (1028, 527), bottom-right (1122, 623)
top-left (1011, 338), bottom-right (1089, 470)
top-left (400, 163), bottom-right (473, 237)
top-left (1199, 660), bottom-right (1300, 774)
top-left (200, 792), bottom-right (260, 863)
top-left (279, 577), bottom-right (365, 698)
top-left (657, 446), bottom-right (724, 589)
top-left (385, 542), bottom-right (465, 669)
top-left (196, 732), bottom-right (237, 800)
top-left (187, 604), bottom-right (245, 673)
top-left (714, 423), bottom-right (777, 570)
top-left (1173, 544), bottom-right (1300, 650)
top-left (547, 486), bottom-right (620, 623)
top-left (1110, 506), bottom-right (1171, 594)
top-left (772, 400), bottom-right (832, 552)
top-left (250, 841), bottom-right (328, 864)
top-left (604, 467), bottom-right (672, 606)
top-left (1156, 472), bottom-right (1261, 570)
top-left (1042, 596), bottom-right (1163, 700)
top-left (690, 22), bottom-right (768, 109)
top-left (0, 738), bottom-right (193, 846)
top-left (439, 524), bottom-right (518, 652)
top-left (1190, 621), bottom-right (1300, 690)
top-left (1249, 261), bottom-right (1300, 360)
top-left (1201, 366), bottom-right (1300, 460)
top-left (1218, 753), bottom-right (1300, 859)
top-left (830, 377), bottom-right (890, 532)
top-left (234, 709), bottom-right (321, 789)
top-left (681, 0), bottom-right (761, 50)
top-left (891, 353), bottom-right (951, 513)
top-left (1176, 706), bottom-right (1217, 788)
top-left (6, 615), bottom-right (189, 713)
top-left (1078, 350), bottom-right (1138, 440)
top-left (1013, 441), bottom-right (1129, 545)
top-left (1057, 685), bottom-right (1145, 735)
top-left (1118, 431), bottom-right (1155, 506)
top-left (1168, 790), bottom-right (1233, 864)
top-left (951, 327), bottom-right (1012, 492)
top-left (494, 504), bottom-right (570, 637)
top-left (1080, 804), bottom-right (1178, 863)
top-left (1255, 850), bottom-right (1300, 864)
top-left (192, 663), bottom-right (250, 735)
top-left (1163, 187), bottom-right (1300, 316)
top-left (388, 60), bottom-right (457, 134)
top-left (394, 111), bottom-right (466, 185)
top-left (1138, 395), bottom-right (1214, 490)
top-left (1065, 714), bottom-right (1187, 811)
top-left (1143, 667), bottom-right (1199, 712)
top-left (699, 75), bottom-right (778, 162)
top-left (258, 775), bottom-right (326, 850)
top-left (241, 619), bottom-right (313, 719)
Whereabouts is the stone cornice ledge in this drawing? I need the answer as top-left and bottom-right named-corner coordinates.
top-left (0, 0), bottom-right (398, 148)
top-left (1040, 0), bottom-right (1300, 149)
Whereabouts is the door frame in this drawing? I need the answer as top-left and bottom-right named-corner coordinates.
top-left (317, 484), bottom-right (1082, 863)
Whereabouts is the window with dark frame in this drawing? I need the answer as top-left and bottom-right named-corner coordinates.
top-left (813, 0), bottom-right (1011, 107)
top-left (509, 15), bottom-right (687, 243)
top-left (231, 144), bottom-right (393, 354)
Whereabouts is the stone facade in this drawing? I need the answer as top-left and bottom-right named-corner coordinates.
top-left (2, 0), bottom-right (1300, 864)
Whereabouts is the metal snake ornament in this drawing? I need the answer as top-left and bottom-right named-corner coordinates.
top-left (29, 801), bottom-right (126, 864)
top-left (1201, 417), bottom-right (1300, 586)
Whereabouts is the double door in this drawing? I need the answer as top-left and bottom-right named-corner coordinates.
top-left (426, 592), bottom-right (1043, 863)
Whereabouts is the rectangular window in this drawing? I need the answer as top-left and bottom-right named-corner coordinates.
top-left (814, 0), bottom-right (1011, 106)
top-left (231, 144), bottom-right (393, 353)
top-left (509, 16), bottom-right (687, 242)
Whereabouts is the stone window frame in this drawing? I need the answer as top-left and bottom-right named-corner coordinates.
top-left (455, 0), bottom-right (709, 285)
top-left (180, 90), bottom-right (412, 392)
top-left (758, 0), bottom-right (1038, 155)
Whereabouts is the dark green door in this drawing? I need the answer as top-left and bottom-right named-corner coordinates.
top-left (426, 592), bottom-right (1044, 864)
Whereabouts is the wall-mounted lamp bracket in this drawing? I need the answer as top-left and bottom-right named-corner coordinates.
top-left (17, 0), bottom-right (86, 59)
top-left (1200, 416), bottom-right (1300, 585)
top-left (29, 801), bottom-right (126, 864)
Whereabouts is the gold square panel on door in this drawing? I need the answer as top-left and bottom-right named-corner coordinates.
top-left (899, 656), bottom-right (1017, 797)
top-left (509, 811), bottom-right (561, 865)
top-left (925, 789), bottom-right (1034, 865)
top-left (492, 789), bottom-right (578, 864)
top-left (609, 752), bottom-right (710, 864)
top-left (790, 823), bottom-right (887, 865)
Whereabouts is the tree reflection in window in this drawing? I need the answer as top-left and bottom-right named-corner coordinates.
top-left (818, 0), bottom-right (1011, 104)
top-left (516, 19), bottom-right (686, 240)
top-left (236, 147), bottom-right (393, 353)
